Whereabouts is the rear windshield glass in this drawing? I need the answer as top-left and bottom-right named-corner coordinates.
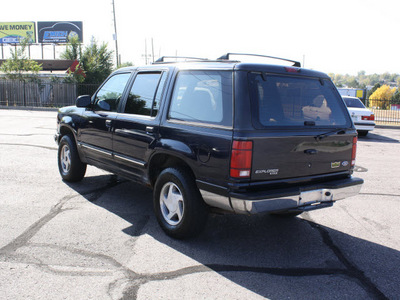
top-left (343, 97), bottom-right (366, 108)
top-left (248, 73), bottom-right (350, 127)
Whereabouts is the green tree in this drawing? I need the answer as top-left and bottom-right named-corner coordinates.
top-left (80, 38), bottom-right (114, 84)
top-left (0, 38), bottom-right (42, 80)
top-left (392, 89), bottom-right (400, 103)
top-left (60, 36), bottom-right (82, 61)
top-left (60, 37), bottom-right (114, 84)
top-left (346, 77), bottom-right (359, 88)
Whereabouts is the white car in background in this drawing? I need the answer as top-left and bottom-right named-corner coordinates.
top-left (342, 96), bottom-right (375, 136)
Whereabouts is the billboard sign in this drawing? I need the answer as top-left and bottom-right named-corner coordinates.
top-left (38, 21), bottom-right (83, 43)
top-left (0, 22), bottom-right (36, 44)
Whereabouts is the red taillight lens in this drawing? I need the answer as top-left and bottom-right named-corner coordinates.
top-left (351, 136), bottom-right (357, 167)
top-left (362, 114), bottom-right (375, 121)
top-left (284, 67), bottom-right (300, 73)
top-left (230, 141), bottom-right (253, 178)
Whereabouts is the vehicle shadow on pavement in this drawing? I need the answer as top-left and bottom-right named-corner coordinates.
top-left (65, 174), bottom-right (398, 299)
top-left (358, 132), bottom-right (399, 143)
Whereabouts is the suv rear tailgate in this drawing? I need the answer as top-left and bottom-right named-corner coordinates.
top-left (250, 132), bottom-right (354, 181)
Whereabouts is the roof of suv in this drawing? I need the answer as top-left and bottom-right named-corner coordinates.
top-left (117, 53), bottom-right (330, 79)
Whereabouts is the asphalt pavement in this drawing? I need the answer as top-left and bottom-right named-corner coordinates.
top-left (0, 109), bottom-right (399, 300)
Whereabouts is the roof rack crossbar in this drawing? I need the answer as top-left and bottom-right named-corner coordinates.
top-left (154, 56), bottom-right (209, 64)
top-left (217, 53), bottom-right (301, 67)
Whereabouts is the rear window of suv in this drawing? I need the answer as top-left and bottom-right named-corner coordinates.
top-left (248, 73), bottom-right (350, 127)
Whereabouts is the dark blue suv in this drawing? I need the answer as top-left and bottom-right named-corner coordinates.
top-left (55, 54), bottom-right (363, 238)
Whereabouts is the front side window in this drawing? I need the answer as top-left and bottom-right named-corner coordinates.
top-left (248, 73), bottom-right (350, 127)
top-left (94, 73), bottom-right (131, 112)
top-left (124, 72), bottom-right (166, 116)
top-left (168, 71), bottom-right (233, 126)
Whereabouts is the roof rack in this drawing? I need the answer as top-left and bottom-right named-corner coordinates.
top-left (217, 53), bottom-right (301, 67)
top-left (154, 56), bottom-right (209, 64)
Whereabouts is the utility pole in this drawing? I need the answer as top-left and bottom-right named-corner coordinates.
top-left (112, 0), bottom-right (119, 67)
top-left (151, 38), bottom-right (154, 63)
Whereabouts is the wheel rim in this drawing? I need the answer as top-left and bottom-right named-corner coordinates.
top-left (159, 182), bottom-right (184, 226)
top-left (60, 144), bottom-right (71, 174)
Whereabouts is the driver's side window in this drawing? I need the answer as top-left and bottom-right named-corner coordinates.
top-left (94, 73), bottom-right (131, 112)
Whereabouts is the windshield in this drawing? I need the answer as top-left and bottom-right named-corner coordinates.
top-left (343, 97), bottom-right (366, 108)
top-left (248, 73), bottom-right (350, 127)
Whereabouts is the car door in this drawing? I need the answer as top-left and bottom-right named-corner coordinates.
top-left (78, 72), bottom-right (132, 165)
top-left (112, 71), bottom-right (168, 179)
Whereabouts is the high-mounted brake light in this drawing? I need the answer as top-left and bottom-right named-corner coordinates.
top-left (230, 140), bottom-right (253, 178)
top-left (284, 67), bottom-right (301, 73)
top-left (362, 114), bottom-right (375, 121)
top-left (351, 136), bottom-right (357, 167)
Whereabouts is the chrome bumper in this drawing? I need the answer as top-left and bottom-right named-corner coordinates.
top-left (199, 177), bottom-right (363, 215)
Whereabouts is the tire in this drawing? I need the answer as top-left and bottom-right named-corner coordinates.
top-left (271, 210), bottom-right (303, 218)
top-left (58, 135), bottom-right (87, 182)
top-left (153, 167), bottom-right (208, 239)
top-left (358, 130), bottom-right (368, 137)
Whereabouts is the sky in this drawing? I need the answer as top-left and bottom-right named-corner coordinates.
top-left (2, 0), bottom-right (400, 75)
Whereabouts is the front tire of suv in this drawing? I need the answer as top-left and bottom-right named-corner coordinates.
top-left (153, 167), bottom-right (208, 239)
top-left (58, 135), bottom-right (87, 182)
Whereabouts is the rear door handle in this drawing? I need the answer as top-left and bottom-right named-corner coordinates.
top-left (304, 149), bottom-right (318, 155)
top-left (105, 119), bottom-right (112, 128)
top-left (146, 126), bottom-right (154, 133)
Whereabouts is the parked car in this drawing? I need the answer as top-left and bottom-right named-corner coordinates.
top-left (55, 53), bottom-right (363, 238)
top-left (342, 96), bottom-right (375, 136)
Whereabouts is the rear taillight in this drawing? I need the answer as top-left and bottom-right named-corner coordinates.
top-left (351, 136), bottom-right (357, 167)
top-left (362, 114), bottom-right (375, 121)
top-left (230, 140), bottom-right (253, 178)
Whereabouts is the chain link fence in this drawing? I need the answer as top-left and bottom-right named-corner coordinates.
top-left (0, 79), bottom-right (100, 108)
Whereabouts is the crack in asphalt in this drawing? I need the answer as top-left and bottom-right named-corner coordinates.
top-left (0, 195), bottom-right (74, 254)
top-left (360, 192), bottom-right (400, 197)
top-left (0, 173), bottom-right (389, 299)
top-left (0, 142), bottom-right (57, 151)
top-left (302, 215), bottom-right (388, 300)
top-left (0, 133), bottom-right (53, 136)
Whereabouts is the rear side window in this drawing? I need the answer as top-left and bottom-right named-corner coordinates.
top-left (169, 71), bottom-right (233, 126)
top-left (125, 72), bottom-right (167, 117)
top-left (248, 73), bottom-right (350, 127)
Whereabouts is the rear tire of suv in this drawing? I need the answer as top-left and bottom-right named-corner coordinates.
top-left (153, 167), bottom-right (208, 239)
top-left (58, 135), bottom-right (87, 182)
top-left (271, 210), bottom-right (303, 217)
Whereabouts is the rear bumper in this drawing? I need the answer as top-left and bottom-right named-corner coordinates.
top-left (199, 177), bottom-right (363, 215)
top-left (354, 122), bottom-right (375, 131)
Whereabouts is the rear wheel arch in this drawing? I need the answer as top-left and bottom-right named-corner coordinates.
top-left (148, 153), bottom-right (196, 188)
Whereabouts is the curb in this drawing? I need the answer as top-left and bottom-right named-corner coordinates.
top-left (0, 106), bottom-right (59, 112)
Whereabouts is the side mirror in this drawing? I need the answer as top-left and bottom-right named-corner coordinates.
top-left (76, 95), bottom-right (92, 108)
